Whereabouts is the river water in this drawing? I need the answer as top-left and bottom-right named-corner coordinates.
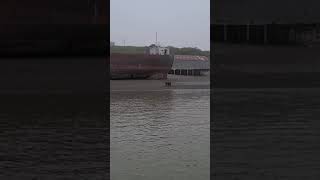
top-left (0, 57), bottom-right (107, 179)
top-left (0, 94), bottom-right (107, 179)
top-left (213, 88), bottom-right (320, 180)
top-left (110, 76), bottom-right (210, 180)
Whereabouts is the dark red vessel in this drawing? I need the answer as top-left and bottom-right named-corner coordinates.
top-left (0, 0), bottom-right (107, 56)
top-left (110, 44), bottom-right (174, 79)
top-left (110, 53), bottom-right (174, 80)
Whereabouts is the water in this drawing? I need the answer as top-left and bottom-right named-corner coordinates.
top-left (0, 95), bottom-right (107, 179)
top-left (110, 77), bottom-right (210, 180)
top-left (0, 57), bottom-right (107, 179)
top-left (213, 88), bottom-right (320, 180)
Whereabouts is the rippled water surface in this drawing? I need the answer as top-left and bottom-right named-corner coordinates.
top-left (111, 79), bottom-right (210, 180)
top-left (0, 95), bottom-right (107, 179)
top-left (213, 88), bottom-right (320, 180)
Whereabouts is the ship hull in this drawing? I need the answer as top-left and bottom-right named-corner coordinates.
top-left (110, 53), bottom-right (174, 80)
top-left (0, 0), bottom-right (107, 56)
top-left (0, 25), bottom-right (107, 56)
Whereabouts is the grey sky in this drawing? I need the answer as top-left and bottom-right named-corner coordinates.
top-left (111, 0), bottom-right (210, 51)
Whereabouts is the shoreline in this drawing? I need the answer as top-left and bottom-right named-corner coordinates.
top-left (111, 75), bottom-right (210, 91)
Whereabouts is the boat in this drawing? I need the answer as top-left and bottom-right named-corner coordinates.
top-left (110, 44), bottom-right (174, 80)
top-left (0, 1), bottom-right (109, 94)
top-left (0, 0), bottom-right (107, 56)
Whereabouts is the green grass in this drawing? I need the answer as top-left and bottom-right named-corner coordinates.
top-left (110, 46), bottom-right (146, 54)
top-left (110, 45), bottom-right (210, 57)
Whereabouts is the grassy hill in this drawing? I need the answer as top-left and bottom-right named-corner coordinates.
top-left (110, 46), bottom-right (146, 54)
top-left (168, 46), bottom-right (210, 57)
top-left (110, 45), bottom-right (210, 57)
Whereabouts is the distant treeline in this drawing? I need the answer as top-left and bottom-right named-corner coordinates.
top-left (110, 45), bottom-right (210, 57)
top-left (168, 46), bottom-right (210, 57)
top-left (110, 46), bottom-right (145, 54)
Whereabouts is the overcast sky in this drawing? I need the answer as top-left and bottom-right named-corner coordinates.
top-left (111, 0), bottom-right (210, 50)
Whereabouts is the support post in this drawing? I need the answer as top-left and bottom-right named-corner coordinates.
top-left (224, 24), bottom-right (227, 41)
top-left (264, 24), bottom-right (268, 44)
top-left (246, 23), bottom-right (250, 42)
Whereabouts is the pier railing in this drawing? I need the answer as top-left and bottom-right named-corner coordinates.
top-left (169, 69), bottom-right (210, 76)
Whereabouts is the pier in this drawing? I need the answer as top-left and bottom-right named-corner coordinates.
top-left (212, 23), bottom-right (320, 45)
top-left (169, 55), bottom-right (210, 76)
top-left (168, 69), bottom-right (209, 76)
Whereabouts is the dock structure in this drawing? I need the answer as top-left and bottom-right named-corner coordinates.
top-left (212, 23), bottom-right (320, 45)
top-left (169, 55), bottom-right (210, 76)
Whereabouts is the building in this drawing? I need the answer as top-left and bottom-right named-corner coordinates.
top-left (212, 0), bottom-right (320, 45)
top-left (147, 44), bottom-right (170, 55)
top-left (169, 55), bottom-right (210, 76)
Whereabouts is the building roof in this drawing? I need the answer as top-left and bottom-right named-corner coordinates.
top-left (172, 55), bottom-right (210, 69)
top-left (174, 55), bottom-right (209, 61)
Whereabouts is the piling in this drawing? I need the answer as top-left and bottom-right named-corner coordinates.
top-left (165, 81), bottom-right (172, 86)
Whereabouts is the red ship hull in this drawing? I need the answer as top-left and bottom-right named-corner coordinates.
top-left (110, 53), bottom-right (174, 79)
top-left (0, 0), bottom-right (107, 56)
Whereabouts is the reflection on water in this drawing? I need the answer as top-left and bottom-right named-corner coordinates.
top-left (213, 88), bottom-right (320, 180)
top-left (111, 86), bottom-right (210, 180)
top-left (0, 57), bottom-right (108, 179)
top-left (0, 95), bottom-right (108, 179)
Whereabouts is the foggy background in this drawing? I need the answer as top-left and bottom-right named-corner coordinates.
top-left (111, 0), bottom-right (210, 51)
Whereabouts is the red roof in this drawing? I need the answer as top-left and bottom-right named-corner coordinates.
top-left (174, 55), bottom-right (209, 61)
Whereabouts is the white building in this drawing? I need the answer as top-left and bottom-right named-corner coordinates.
top-left (148, 44), bottom-right (170, 55)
